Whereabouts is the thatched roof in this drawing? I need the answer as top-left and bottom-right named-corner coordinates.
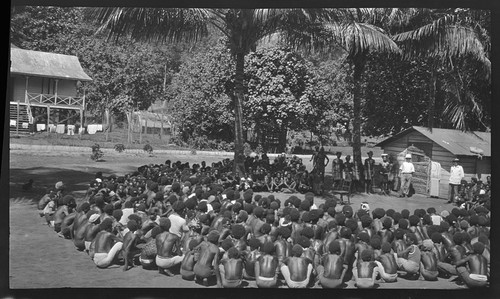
top-left (10, 47), bottom-right (92, 82)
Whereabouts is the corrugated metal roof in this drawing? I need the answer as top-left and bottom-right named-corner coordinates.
top-left (10, 47), bottom-right (92, 82)
top-left (376, 126), bottom-right (490, 157)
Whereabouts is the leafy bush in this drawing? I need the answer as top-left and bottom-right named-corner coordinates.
top-left (90, 143), bottom-right (104, 161)
top-left (114, 143), bottom-right (126, 153)
top-left (143, 143), bottom-right (153, 155)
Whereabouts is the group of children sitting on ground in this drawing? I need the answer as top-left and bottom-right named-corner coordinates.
top-left (36, 157), bottom-right (490, 288)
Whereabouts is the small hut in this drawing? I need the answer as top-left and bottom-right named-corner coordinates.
top-left (8, 46), bottom-right (92, 135)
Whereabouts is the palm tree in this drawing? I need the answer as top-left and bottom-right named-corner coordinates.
top-left (86, 8), bottom-right (331, 176)
top-left (392, 10), bottom-right (491, 131)
top-left (284, 8), bottom-right (402, 172)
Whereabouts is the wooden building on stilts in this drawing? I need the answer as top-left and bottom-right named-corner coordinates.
top-left (8, 45), bottom-right (92, 136)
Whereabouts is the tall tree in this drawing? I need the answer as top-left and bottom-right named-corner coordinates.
top-left (87, 8), bottom-right (331, 176)
top-left (284, 8), bottom-right (401, 171)
top-left (392, 9), bottom-right (490, 131)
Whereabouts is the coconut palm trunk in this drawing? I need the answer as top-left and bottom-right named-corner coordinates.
top-left (351, 58), bottom-right (365, 170)
top-left (233, 51), bottom-right (246, 176)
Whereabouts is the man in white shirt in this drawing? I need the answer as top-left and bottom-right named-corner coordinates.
top-left (399, 154), bottom-right (415, 198)
top-left (448, 158), bottom-right (464, 204)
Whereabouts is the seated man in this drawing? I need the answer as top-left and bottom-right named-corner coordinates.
top-left (316, 240), bottom-right (347, 289)
top-left (140, 226), bottom-right (162, 270)
top-left (193, 231), bottom-right (221, 285)
top-left (242, 238), bottom-right (262, 280)
top-left (156, 219), bottom-right (184, 276)
top-left (255, 242), bottom-right (279, 288)
top-left (90, 218), bottom-right (123, 268)
top-left (84, 213), bottom-right (101, 254)
top-left (374, 242), bottom-right (398, 283)
top-left (353, 249), bottom-right (379, 289)
top-left (420, 239), bottom-right (439, 281)
top-left (395, 233), bottom-right (421, 278)
top-left (455, 242), bottom-right (489, 288)
top-left (122, 220), bottom-right (144, 271)
top-left (73, 211), bottom-right (92, 251)
top-left (280, 244), bottom-right (313, 288)
top-left (180, 239), bottom-right (201, 281)
top-left (217, 247), bottom-right (244, 288)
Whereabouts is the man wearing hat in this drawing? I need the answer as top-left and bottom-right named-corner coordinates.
top-left (364, 151), bottom-right (376, 194)
top-left (331, 151), bottom-right (344, 189)
top-left (399, 154), bottom-right (415, 197)
top-left (448, 158), bottom-right (464, 204)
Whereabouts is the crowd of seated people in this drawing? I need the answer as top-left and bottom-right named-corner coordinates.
top-left (35, 157), bottom-right (490, 289)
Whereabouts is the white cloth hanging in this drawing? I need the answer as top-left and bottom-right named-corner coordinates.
top-left (10, 120), bottom-right (16, 127)
top-left (36, 124), bottom-right (46, 131)
top-left (56, 124), bottom-right (65, 134)
top-left (67, 125), bottom-right (75, 135)
top-left (87, 124), bottom-right (98, 134)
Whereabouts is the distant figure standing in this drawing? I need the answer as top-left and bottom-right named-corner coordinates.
top-left (310, 146), bottom-right (320, 166)
top-left (379, 154), bottom-right (390, 194)
top-left (315, 147), bottom-right (329, 183)
top-left (448, 158), bottom-right (464, 204)
top-left (331, 152), bottom-right (344, 189)
top-left (364, 151), bottom-right (376, 194)
top-left (399, 154), bottom-right (415, 198)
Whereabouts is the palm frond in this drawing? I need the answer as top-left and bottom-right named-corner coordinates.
top-left (393, 15), bottom-right (490, 78)
top-left (330, 22), bottom-right (402, 59)
top-left (86, 7), bottom-right (211, 44)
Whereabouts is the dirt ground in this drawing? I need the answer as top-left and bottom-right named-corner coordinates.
top-left (9, 148), bottom-right (473, 290)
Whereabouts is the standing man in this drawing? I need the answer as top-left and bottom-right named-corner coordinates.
top-left (379, 154), bottom-right (390, 195)
top-left (399, 154), bottom-right (415, 198)
top-left (364, 151), bottom-right (376, 194)
top-left (331, 152), bottom-right (344, 189)
top-left (315, 147), bottom-right (329, 183)
top-left (448, 158), bottom-right (464, 204)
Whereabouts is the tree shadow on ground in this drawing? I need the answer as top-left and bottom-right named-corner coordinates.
top-left (9, 166), bottom-right (118, 201)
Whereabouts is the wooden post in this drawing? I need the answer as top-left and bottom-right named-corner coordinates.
top-left (16, 102), bottom-right (19, 135)
top-left (47, 106), bottom-right (50, 133)
top-left (54, 79), bottom-right (59, 105)
top-left (79, 108), bottom-right (83, 139)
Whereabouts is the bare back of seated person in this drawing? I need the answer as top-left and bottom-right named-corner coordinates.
top-left (94, 231), bottom-right (120, 253)
top-left (53, 205), bottom-right (69, 225)
top-left (243, 250), bottom-right (261, 277)
top-left (181, 250), bottom-right (196, 272)
top-left (220, 258), bottom-right (243, 280)
top-left (378, 229), bottom-right (394, 244)
top-left (84, 223), bottom-right (101, 243)
top-left (74, 221), bottom-right (90, 247)
top-left (377, 253), bottom-right (398, 274)
top-left (321, 254), bottom-right (344, 279)
top-left (257, 254), bottom-right (279, 278)
top-left (285, 256), bottom-right (311, 281)
top-left (275, 239), bottom-right (291, 263)
top-left (421, 251), bottom-right (438, 271)
top-left (122, 230), bottom-right (142, 271)
top-left (339, 238), bottom-right (356, 266)
top-left (156, 231), bottom-right (180, 258)
top-left (357, 260), bottom-right (377, 278)
top-left (194, 241), bottom-right (220, 278)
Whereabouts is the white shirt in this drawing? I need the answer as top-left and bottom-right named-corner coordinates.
top-left (399, 161), bottom-right (415, 174)
top-left (168, 213), bottom-right (189, 238)
top-left (449, 165), bottom-right (464, 185)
